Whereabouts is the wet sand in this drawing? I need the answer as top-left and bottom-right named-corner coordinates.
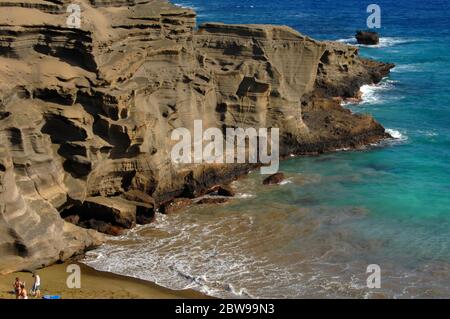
top-left (0, 262), bottom-right (209, 299)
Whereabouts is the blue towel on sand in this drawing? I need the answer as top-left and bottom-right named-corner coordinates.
top-left (43, 295), bottom-right (61, 299)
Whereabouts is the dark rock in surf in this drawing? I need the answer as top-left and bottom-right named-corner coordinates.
top-left (217, 185), bottom-right (235, 197)
top-left (355, 30), bottom-right (380, 45)
top-left (263, 172), bottom-right (285, 185)
top-left (79, 219), bottom-right (126, 236)
top-left (197, 197), bottom-right (229, 204)
top-left (160, 198), bottom-right (193, 214)
top-left (61, 196), bottom-right (155, 232)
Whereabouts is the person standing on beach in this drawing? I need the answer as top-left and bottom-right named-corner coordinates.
top-left (31, 273), bottom-right (41, 298)
top-left (13, 277), bottom-right (21, 299)
top-left (19, 283), bottom-right (28, 299)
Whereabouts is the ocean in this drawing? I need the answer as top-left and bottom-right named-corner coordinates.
top-left (83, 0), bottom-right (450, 298)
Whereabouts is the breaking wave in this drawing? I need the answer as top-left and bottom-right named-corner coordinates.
top-left (342, 79), bottom-right (397, 106)
top-left (336, 37), bottom-right (419, 48)
top-left (386, 128), bottom-right (408, 142)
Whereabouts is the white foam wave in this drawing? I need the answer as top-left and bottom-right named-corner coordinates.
top-left (236, 193), bottom-right (256, 199)
top-left (369, 128), bottom-right (408, 148)
top-left (81, 203), bottom-right (446, 298)
top-left (336, 37), bottom-right (418, 48)
top-left (235, 5), bottom-right (255, 9)
top-left (336, 37), bottom-right (357, 44)
top-left (386, 129), bottom-right (408, 143)
top-left (416, 130), bottom-right (439, 137)
top-left (172, 2), bottom-right (200, 11)
top-left (335, 147), bottom-right (351, 152)
top-left (82, 213), bottom-right (267, 299)
top-left (279, 179), bottom-right (293, 185)
top-left (391, 64), bottom-right (422, 73)
top-left (357, 79), bottom-right (397, 105)
top-left (225, 284), bottom-right (256, 298)
top-left (377, 37), bottom-right (418, 48)
top-left (83, 246), bottom-right (259, 299)
top-left (360, 84), bottom-right (378, 104)
top-left (341, 79), bottom-right (397, 107)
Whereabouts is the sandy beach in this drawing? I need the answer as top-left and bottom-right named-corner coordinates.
top-left (0, 262), bottom-right (209, 299)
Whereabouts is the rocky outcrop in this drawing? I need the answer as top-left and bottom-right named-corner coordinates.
top-left (216, 185), bottom-right (235, 197)
top-left (197, 197), bottom-right (228, 205)
top-left (263, 172), bottom-right (285, 185)
top-left (0, 0), bottom-right (394, 273)
top-left (160, 198), bottom-right (192, 215)
top-left (355, 30), bottom-right (380, 45)
top-left (61, 196), bottom-right (154, 234)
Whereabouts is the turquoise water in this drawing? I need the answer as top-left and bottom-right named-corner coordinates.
top-left (83, 1), bottom-right (450, 298)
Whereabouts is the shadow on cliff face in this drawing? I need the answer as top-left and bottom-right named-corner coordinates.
top-left (33, 28), bottom-right (98, 73)
top-left (75, 92), bottom-right (138, 159)
top-left (33, 88), bottom-right (74, 105)
top-left (40, 113), bottom-right (92, 178)
top-left (60, 196), bottom-right (155, 236)
top-left (41, 114), bottom-right (87, 143)
top-left (7, 229), bottom-right (29, 258)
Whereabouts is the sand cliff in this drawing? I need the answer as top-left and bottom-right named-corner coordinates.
top-left (0, 0), bottom-right (393, 273)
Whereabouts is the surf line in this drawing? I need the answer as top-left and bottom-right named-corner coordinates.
top-left (175, 303), bottom-right (209, 317)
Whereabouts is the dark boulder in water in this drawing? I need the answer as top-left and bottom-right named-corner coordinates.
top-left (263, 172), bottom-right (285, 185)
top-left (160, 198), bottom-right (193, 214)
top-left (355, 30), bottom-right (380, 45)
top-left (197, 197), bottom-right (229, 204)
top-left (79, 219), bottom-right (126, 236)
top-left (217, 185), bottom-right (235, 197)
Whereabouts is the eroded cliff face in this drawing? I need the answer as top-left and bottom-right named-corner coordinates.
top-left (0, 0), bottom-right (393, 273)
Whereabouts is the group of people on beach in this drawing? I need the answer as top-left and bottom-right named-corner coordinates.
top-left (13, 273), bottom-right (41, 299)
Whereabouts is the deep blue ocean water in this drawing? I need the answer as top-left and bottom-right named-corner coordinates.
top-left (84, 1), bottom-right (450, 298)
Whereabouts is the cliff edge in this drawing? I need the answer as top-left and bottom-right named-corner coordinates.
top-left (0, 0), bottom-right (394, 273)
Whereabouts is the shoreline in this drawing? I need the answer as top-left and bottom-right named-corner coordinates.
top-left (0, 261), bottom-right (210, 299)
top-left (0, 0), bottom-right (393, 279)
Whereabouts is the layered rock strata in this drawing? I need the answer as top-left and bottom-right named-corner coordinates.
top-left (0, 0), bottom-right (394, 273)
